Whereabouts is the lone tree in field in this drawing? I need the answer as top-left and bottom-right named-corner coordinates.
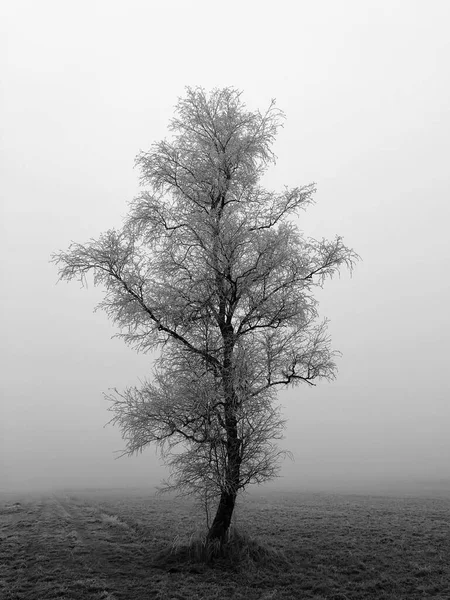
top-left (53, 87), bottom-right (357, 543)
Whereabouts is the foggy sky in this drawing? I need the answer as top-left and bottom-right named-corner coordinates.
top-left (2, 0), bottom-right (449, 494)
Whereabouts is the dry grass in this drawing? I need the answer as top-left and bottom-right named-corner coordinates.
top-left (154, 526), bottom-right (291, 573)
top-left (1, 488), bottom-right (449, 599)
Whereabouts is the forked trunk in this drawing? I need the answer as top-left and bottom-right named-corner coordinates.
top-left (207, 489), bottom-right (237, 543)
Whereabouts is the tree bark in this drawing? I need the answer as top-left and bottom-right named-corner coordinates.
top-left (207, 341), bottom-right (242, 542)
top-left (207, 488), bottom-right (237, 543)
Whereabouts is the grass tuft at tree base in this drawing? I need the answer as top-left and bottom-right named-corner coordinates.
top-left (152, 527), bottom-right (292, 573)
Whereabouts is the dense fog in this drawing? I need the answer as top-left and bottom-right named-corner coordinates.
top-left (2, 0), bottom-right (449, 497)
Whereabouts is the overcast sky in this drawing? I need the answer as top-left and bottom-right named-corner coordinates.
top-left (1, 0), bottom-right (449, 494)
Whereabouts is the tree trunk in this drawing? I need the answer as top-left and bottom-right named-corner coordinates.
top-left (207, 391), bottom-right (241, 542)
top-left (207, 334), bottom-right (241, 543)
top-left (207, 489), bottom-right (237, 543)
top-left (209, 208), bottom-right (241, 543)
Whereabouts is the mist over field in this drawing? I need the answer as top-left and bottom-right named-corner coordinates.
top-left (2, 0), bottom-right (450, 499)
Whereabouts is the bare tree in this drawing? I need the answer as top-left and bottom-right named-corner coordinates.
top-left (52, 87), bottom-right (358, 543)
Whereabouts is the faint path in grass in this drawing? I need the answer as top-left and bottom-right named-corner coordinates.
top-left (51, 494), bottom-right (167, 597)
top-left (0, 494), bottom-right (170, 600)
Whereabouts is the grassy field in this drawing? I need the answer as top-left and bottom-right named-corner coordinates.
top-left (1, 487), bottom-right (449, 599)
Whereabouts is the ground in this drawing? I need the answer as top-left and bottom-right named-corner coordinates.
top-left (1, 488), bottom-right (449, 599)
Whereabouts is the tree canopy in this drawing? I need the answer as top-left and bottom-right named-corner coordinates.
top-left (52, 87), bottom-right (358, 542)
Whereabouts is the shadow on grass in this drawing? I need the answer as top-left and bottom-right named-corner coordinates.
top-left (152, 527), bottom-right (292, 575)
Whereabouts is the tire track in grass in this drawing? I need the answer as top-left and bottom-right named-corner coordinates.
top-left (1, 495), bottom-right (90, 600)
top-left (53, 495), bottom-right (168, 599)
top-left (51, 494), bottom-right (127, 597)
top-left (1, 495), bottom-right (120, 600)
